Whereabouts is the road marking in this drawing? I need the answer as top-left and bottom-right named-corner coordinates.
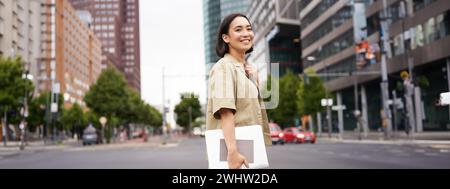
top-left (414, 149), bottom-right (426, 153)
top-left (360, 155), bottom-right (369, 159)
top-left (424, 153), bottom-right (439, 156)
top-left (439, 149), bottom-right (449, 153)
top-left (388, 149), bottom-right (403, 153)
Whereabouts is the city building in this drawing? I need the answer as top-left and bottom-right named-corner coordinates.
top-left (0, 0), bottom-right (43, 95)
top-left (300, 0), bottom-right (450, 132)
top-left (246, 0), bottom-right (302, 84)
top-left (203, 0), bottom-right (251, 72)
top-left (40, 0), bottom-right (102, 108)
top-left (69, 0), bottom-right (141, 93)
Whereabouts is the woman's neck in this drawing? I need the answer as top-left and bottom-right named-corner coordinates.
top-left (228, 48), bottom-right (246, 64)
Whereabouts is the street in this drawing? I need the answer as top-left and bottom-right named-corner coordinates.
top-left (1, 137), bottom-right (450, 169)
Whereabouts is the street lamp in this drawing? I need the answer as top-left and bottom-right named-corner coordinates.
top-left (100, 116), bottom-right (107, 143)
top-left (305, 55), bottom-right (334, 138)
top-left (20, 69), bottom-right (33, 150)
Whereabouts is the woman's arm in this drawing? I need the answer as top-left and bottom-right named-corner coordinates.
top-left (219, 108), bottom-right (249, 169)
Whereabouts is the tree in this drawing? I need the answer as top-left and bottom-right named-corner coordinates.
top-left (144, 104), bottom-right (162, 128)
top-left (265, 70), bottom-right (300, 128)
top-left (84, 68), bottom-right (129, 118)
top-left (27, 92), bottom-right (50, 133)
top-left (174, 93), bottom-right (202, 133)
top-left (85, 110), bottom-right (101, 130)
top-left (0, 56), bottom-right (34, 140)
top-left (296, 68), bottom-right (327, 117)
top-left (28, 92), bottom-right (64, 140)
top-left (84, 68), bottom-right (129, 143)
top-left (60, 103), bottom-right (86, 139)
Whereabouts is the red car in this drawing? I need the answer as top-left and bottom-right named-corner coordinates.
top-left (283, 127), bottom-right (316, 144)
top-left (269, 123), bottom-right (285, 145)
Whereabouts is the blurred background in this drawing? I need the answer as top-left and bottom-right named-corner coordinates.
top-left (0, 0), bottom-right (450, 169)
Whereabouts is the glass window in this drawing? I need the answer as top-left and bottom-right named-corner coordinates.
top-left (424, 17), bottom-right (436, 44)
top-left (302, 6), bottom-right (352, 49)
top-left (301, 0), bottom-right (339, 29)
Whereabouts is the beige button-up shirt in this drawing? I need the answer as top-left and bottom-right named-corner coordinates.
top-left (206, 54), bottom-right (272, 146)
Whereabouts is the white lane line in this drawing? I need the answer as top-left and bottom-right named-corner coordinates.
top-left (424, 153), bottom-right (439, 156)
top-left (360, 155), bottom-right (370, 159)
top-left (388, 149), bottom-right (403, 153)
top-left (440, 149), bottom-right (450, 153)
top-left (414, 149), bottom-right (426, 153)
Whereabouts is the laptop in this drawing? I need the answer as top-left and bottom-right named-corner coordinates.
top-left (205, 125), bottom-right (269, 169)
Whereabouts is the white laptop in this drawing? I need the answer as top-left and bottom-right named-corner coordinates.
top-left (205, 125), bottom-right (269, 169)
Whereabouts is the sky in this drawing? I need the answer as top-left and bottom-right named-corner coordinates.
top-left (140, 0), bottom-right (206, 110)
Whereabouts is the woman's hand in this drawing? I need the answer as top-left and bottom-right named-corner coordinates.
top-left (227, 150), bottom-right (249, 169)
top-left (219, 108), bottom-right (249, 169)
top-left (244, 63), bottom-right (259, 85)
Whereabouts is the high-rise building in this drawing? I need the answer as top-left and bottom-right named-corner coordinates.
top-left (0, 0), bottom-right (43, 95)
top-left (203, 0), bottom-right (250, 67)
top-left (300, 0), bottom-right (450, 131)
top-left (69, 0), bottom-right (141, 93)
top-left (246, 0), bottom-right (301, 83)
top-left (40, 0), bottom-right (102, 108)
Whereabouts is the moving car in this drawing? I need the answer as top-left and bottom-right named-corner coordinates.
top-left (82, 125), bottom-right (99, 145)
top-left (283, 127), bottom-right (316, 144)
top-left (269, 122), bottom-right (285, 145)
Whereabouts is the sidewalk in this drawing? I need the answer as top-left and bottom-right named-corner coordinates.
top-left (0, 134), bottom-right (190, 159)
top-left (0, 139), bottom-right (74, 159)
top-left (317, 131), bottom-right (450, 146)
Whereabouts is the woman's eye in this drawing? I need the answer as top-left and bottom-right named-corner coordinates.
top-left (236, 29), bottom-right (241, 32)
top-left (248, 28), bottom-right (253, 31)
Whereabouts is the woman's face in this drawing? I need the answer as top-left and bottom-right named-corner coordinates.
top-left (222, 17), bottom-right (254, 54)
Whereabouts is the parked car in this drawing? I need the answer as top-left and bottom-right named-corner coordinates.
top-left (193, 126), bottom-right (206, 137)
top-left (269, 122), bottom-right (285, 145)
top-left (83, 125), bottom-right (99, 146)
top-left (283, 127), bottom-right (316, 144)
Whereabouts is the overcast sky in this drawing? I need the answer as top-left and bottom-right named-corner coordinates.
top-left (140, 0), bottom-right (206, 109)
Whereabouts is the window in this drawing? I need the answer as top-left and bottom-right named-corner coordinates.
top-left (301, 0), bottom-right (339, 29)
top-left (302, 6), bottom-right (352, 48)
top-left (424, 17), bottom-right (436, 44)
top-left (413, 0), bottom-right (437, 12)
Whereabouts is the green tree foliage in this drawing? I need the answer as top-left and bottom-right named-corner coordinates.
top-left (84, 68), bottom-right (161, 142)
top-left (174, 93), bottom-right (202, 133)
top-left (265, 70), bottom-right (300, 128)
top-left (84, 68), bottom-right (129, 120)
top-left (297, 68), bottom-right (327, 116)
top-left (61, 103), bottom-right (86, 131)
top-left (0, 56), bottom-right (34, 125)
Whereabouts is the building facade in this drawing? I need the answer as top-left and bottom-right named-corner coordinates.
top-left (246, 0), bottom-right (302, 84)
top-left (203, 0), bottom-right (251, 69)
top-left (300, 0), bottom-right (450, 131)
top-left (69, 0), bottom-right (141, 93)
top-left (40, 0), bottom-right (102, 108)
top-left (0, 0), bottom-right (43, 95)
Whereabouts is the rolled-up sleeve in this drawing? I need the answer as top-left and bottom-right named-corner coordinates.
top-left (209, 63), bottom-right (236, 119)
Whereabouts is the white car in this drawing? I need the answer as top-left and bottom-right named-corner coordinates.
top-left (193, 127), bottom-right (202, 136)
top-left (193, 126), bottom-right (206, 137)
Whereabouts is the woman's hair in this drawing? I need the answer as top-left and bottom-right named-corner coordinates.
top-left (215, 13), bottom-right (254, 58)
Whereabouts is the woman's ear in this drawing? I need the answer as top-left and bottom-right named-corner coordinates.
top-left (222, 34), bottom-right (230, 44)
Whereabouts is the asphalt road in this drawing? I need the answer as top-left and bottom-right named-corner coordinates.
top-left (1, 137), bottom-right (450, 169)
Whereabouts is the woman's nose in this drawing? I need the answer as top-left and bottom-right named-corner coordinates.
top-left (241, 30), bottom-right (252, 37)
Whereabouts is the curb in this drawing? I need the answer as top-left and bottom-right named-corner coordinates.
top-left (318, 137), bottom-right (450, 145)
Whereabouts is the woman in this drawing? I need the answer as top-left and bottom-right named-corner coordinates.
top-left (206, 13), bottom-right (271, 169)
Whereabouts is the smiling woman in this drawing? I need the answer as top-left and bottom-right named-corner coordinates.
top-left (206, 14), bottom-right (272, 169)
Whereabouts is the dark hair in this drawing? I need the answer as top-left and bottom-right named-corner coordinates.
top-left (215, 13), bottom-right (254, 58)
